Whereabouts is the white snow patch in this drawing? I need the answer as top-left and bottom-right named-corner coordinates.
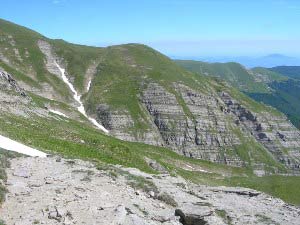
top-left (0, 135), bottom-right (47, 157)
top-left (54, 62), bottom-right (109, 133)
top-left (49, 109), bottom-right (69, 118)
top-left (185, 164), bottom-right (209, 173)
top-left (87, 80), bottom-right (91, 92)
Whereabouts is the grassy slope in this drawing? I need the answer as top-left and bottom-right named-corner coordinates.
top-left (0, 18), bottom-right (105, 99)
top-left (0, 112), bottom-right (300, 205)
top-left (175, 60), bottom-right (269, 93)
top-left (0, 19), bottom-right (71, 99)
top-left (252, 67), bottom-right (287, 81)
top-left (249, 68), bottom-right (300, 128)
top-left (270, 66), bottom-right (300, 80)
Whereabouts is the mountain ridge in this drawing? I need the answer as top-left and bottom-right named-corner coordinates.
top-left (181, 54), bottom-right (300, 68)
top-left (1, 18), bottom-right (300, 174)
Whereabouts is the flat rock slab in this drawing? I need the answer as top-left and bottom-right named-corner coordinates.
top-left (0, 157), bottom-right (179, 225)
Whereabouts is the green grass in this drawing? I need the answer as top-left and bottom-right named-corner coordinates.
top-left (1, 112), bottom-right (300, 205)
top-left (28, 92), bottom-right (86, 121)
top-left (0, 61), bottom-right (41, 88)
top-left (226, 175), bottom-right (300, 206)
top-left (175, 60), bottom-right (270, 93)
top-left (255, 214), bottom-right (279, 225)
top-left (247, 79), bottom-right (300, 129)
top-left (269, 66), bottom-right (300, 80)
top-left (174, 166), bottom-right (300, 206)
top-left (252, 67), bottom-right (287, 82)
top-left (216, 209), bottom-right (233, 225)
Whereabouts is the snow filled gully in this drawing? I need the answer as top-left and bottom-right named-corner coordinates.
top-left (54, 62), bottom-right (109, 133)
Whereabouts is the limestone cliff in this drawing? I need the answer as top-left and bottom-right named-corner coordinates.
top-left (97, 80), bottom-right (300, 174)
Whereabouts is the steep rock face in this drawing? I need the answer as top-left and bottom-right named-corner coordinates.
top-left (0, 30), bottom-right (51, 88)
top-left (84, 61), bottom-right (98, 92)
top-left (0, 68), bottom-right (30, 116)
top-left (0, 69), bottom-right (26, 96)
top-left (142, 83), bottom-right (193, 149)
top-left (221, 92), bottom-right (300, 172)
top-left (37, 40), bottom-right (74, 103)
top-left (37, 40), bottom-right (62, 78)
top-left (176, 84), bottom-right (243, 165)
top-left (97, 105), bottom-right (137, 142)
top-left (101, 80), bottom-right (300, 172)
top-left (0, 69), bottom-right (47, 117)
top-left (141, 82), bottom-right (244, 166)
top-left (96, 104), bottom-right (164, 146)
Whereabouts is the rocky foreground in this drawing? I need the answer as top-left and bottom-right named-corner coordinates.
top-left (0, 156), bottom-right (299, 225)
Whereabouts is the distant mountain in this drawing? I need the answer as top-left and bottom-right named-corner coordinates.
top-left (194, 54), bottom-right (300, 68)
top-left (253, 54), bottom-right (300, 68)
top-left (176, 60), bottom-right (300, 129)
top-left (175, 60), bottom-right (285, 93)
top-left (270, 66), bottom-right (300, 80)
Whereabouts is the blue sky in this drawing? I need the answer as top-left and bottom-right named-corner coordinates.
top-left (1, 0), bottom-right (300, 57)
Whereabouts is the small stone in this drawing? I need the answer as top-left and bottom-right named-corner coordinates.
top-left (45, 177), bottom-right (53, 184)
top-left (63, 217), bottom-right (73, 225)
top-left (56, 207), bottom-right (66, 217)
top-left (13, 169), bottom-right (31, 178)
top-left (159, 203), bottom-right (165, 209)
top-left (56, 157), bottom-right (62, 162)
top-left (154, 215), bottom-right (170, 223)
top-left (148, 191), bottom-right (155, 198)
top-left (48, 211), bottom-right (59, 221)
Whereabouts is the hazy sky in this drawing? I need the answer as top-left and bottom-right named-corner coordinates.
top-left (1, 0), bottom-right (300, 57)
